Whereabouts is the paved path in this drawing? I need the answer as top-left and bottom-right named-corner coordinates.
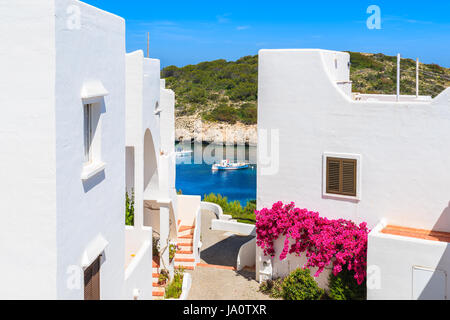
top-left (187, 210), bottom-right (275, 300)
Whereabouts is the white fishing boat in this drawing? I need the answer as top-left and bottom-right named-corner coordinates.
top-left (212, 159), bottom-right (249, 171)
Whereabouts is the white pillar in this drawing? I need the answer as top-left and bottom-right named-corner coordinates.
top-left (147, 32), bottom-right (150, 58)
top-left (159, 205), bottom-right (170, 271)
top-left (396, 53), bottom-right (401, 102)
top-left (416, 58), bottom-right (419, 98)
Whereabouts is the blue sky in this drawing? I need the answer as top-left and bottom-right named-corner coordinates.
top-left (84, 0), bottom-right (450, 68)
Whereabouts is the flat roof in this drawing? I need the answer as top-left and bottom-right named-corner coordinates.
top-left (381, 225), bottom-right (450, 243)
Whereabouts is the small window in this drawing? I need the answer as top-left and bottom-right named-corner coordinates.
top-left (84, 256), bottom-right (100, 300)
top-left (81, 102), bottom-right (105, 180)
top-left (84, 104), bottom-right (93, 164)
top-left (326, 157), bottom-right (357, 197)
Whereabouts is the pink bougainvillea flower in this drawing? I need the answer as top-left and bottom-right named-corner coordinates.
top-left (255, 202), bottom-right (369, 285)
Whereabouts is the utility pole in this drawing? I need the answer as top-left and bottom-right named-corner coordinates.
top-left (416, 58), bottom-right (419, 98)
top-left (147, 32), bottom-right (150, 58)
top-left (396, 53), bottom-right (401, 102)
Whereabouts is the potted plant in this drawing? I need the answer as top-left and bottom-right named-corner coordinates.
top-left (169, 243), bottom-right (179, 263)
top-left (158, 269), bottom-right (169, 286)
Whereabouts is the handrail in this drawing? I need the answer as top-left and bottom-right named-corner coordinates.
top-left (192, 207), bottom-right (202, 263)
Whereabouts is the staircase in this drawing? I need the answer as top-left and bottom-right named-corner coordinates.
top-left (152, 257), bottom-right (165, 299)
top-left (174, 221), bottom-right (196, 270)
top-left (152, 220), bottom-right (197, 299)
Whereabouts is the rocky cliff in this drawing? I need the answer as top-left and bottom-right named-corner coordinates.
top-left (176, 116), bottom-right (257, 146)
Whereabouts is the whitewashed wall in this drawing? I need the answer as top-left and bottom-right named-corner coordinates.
top-left (177, 195), bottom-right (201, 226)
top-left (0, 0), bottom-right (182, 300)
top-left (0, 0), bottom-right (127, 299)
top-left (257, 49), bottom-right (450, 232)
top-left (53, 0), bottom-right (126, 299)
top-left (124, 228), bottom-right (153, 300)
top-left (0, 0), bottom-right (58, 299)
top-left (160, 83), bottom-right (177, 199)
top-left (368, 223), bottom-right (450, 300)
top-left (125, 52), bottom-right (164, 298)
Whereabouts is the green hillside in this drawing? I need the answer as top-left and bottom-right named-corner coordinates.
top-left (161, 52), bottom-right (450, 125)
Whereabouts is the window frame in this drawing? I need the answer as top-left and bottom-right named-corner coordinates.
top-left (84, 104), bottom-right (93, 165)
top-left (322, 153), bottom-right (361, 201)
top-left (81, 101), bottom-right (106, 181)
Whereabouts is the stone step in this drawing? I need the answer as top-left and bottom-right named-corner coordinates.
top-left (175, 265), bottom-right (194, 271)
top-left (177, 235), bottom-right (193, 244)
top-left (178, 225), bottom-right (195, 237)
top-left (178, 229), bottom-right (194, 237)
top-left (153, 286), bottom-right (165, 294)
top-left (178, 234), bottom-right (193, 239)
top-left (174, 257), bottom-right (196, 269)
top-left (176, 250), bottom-right (194, 255)
top-left (178, 225), bottom-right (195, 232)
top-left (152, 291), bottom-right (164, 297)
top-left (178, 241), bottom-right (193, 246)
top-left (175, 257), bottom-right (195, 263)
top-left (152, 282), bottom-right (164, 287)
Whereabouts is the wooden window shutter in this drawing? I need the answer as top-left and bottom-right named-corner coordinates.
top-left (326, 158), bottom-right (341, 194)
top-left (84, 256), bottom-right (100, 300)
top-left (326, 157), bottom-right (357, 197)
top-left (342, 159), bottom-right (357, 196)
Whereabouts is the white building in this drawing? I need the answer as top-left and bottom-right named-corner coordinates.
top-left (256, 49), bottom-right (450, 300)
top-left (0, 0), bottom-right (201, 300)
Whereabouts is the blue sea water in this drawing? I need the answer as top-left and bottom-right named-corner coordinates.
top-left (175, 143), bottom-right (257, 206)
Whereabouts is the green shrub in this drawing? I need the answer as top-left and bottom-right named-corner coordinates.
top-left (203, 193), bottom-right (256, 224)
top-left (185, 87), bottom-right (207, 104)
top-left (169, 243), bottom-right (179, 263)
top-left (328, 268), bottom-right (366, 300)
top-left (259, 278), bottom-right (284, 299)
top-left (282, 268), bottom-right (324, 300)
top-left (202, 104), bottom-right (239, 124)
top-left (227, 82), bottom-right (257, 101)
top-left (348, 52), bottom-right (384, 71)
top-left (237, 103), bottom-right (257, 125)
top-left (164, 269), bottom-right (184, 299)
top-left (125, 190), bottom-right (135, 226)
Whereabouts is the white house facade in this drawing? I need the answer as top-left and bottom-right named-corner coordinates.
top-left (0, 0), bottom-right (201, 300)
top-left (256, 49), bottom-right (450, 300)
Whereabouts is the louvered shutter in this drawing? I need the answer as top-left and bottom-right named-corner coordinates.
top-left (326, 158), bottom-right (341, 194)
top-left (326, 157), bottom-right (357, 197)
top-left (84, 257), bottom-right (100, 300)
top-left (342, 159), bottom-right (357, 196)
top-left (91, 257), bottom-right (100, 300)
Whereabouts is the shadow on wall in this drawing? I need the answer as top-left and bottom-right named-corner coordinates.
top-left (144, 129), bottom-right (159, 195)
top-left (82, 170), bottom-right (105, 193)
top-left (434, 201), bottom-right (450, 233)
top-left (420, 201), bottom-right (450, 300)
top-left (419, 245), bottom-right (449, 300)
top-left (200, 235), bottom-right (254, 268)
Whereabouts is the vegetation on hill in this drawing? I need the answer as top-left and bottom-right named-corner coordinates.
top-left (348, 52), bottom-right (449, 97)
top-left (161, 56), bottom-right (258, 125)
top-left (162, 53), bottom-right (449, 125)
top-left (203, 193), bottom-right (256, 224)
